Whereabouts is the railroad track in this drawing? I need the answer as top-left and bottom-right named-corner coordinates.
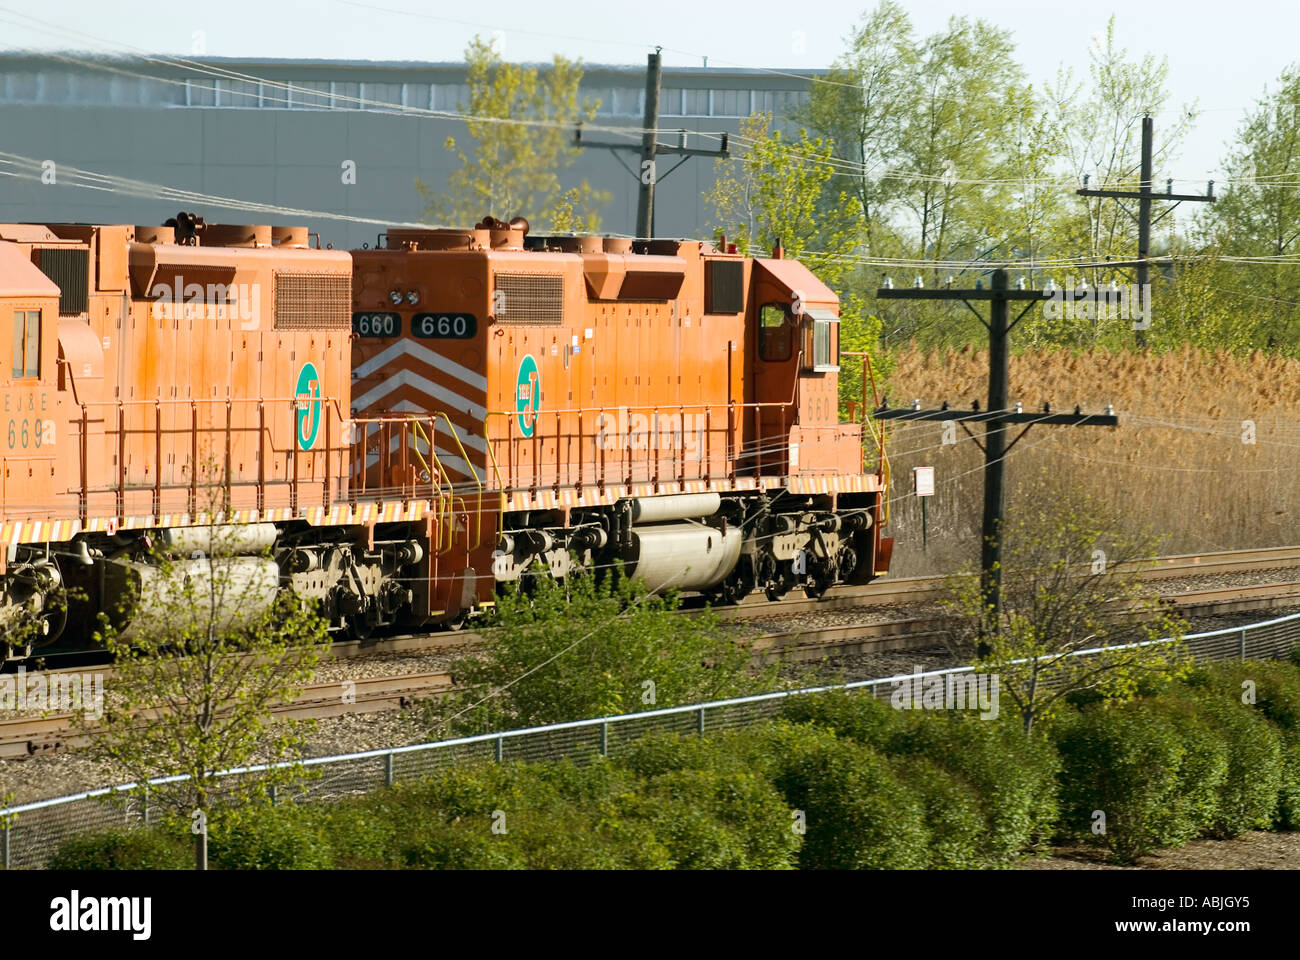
top-left (0, 671), bottom-right (454, 760)
top-left (23, 544), bottom-right (1300, 670)
top-left (717, 544), bottom-right (1300, 621)
top-left (6, 545), bottom-right (1300, 759)
top-left (750, 581), bottom-right (1300, 662)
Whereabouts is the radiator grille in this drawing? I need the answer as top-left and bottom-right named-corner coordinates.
top-left (706, 260), bottom-right (744, 314)
top-left (494, 273), bottom-right (563, 325)
top-left (36, 248), bottom-right (89, 315)
top-left (274, 272), bottom-right (351, 329)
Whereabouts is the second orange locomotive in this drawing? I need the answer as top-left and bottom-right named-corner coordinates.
top-left (351, 217), bottom-right (891, 622)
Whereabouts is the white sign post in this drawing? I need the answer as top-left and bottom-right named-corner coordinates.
top-left (914, 466), bottom-right (935, 550)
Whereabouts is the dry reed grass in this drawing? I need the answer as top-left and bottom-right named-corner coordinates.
top-left (880, 345), bottom-right (1300, 576)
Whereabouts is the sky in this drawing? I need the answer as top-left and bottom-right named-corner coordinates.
top-left (0, 0), bottom-right (1292, 182)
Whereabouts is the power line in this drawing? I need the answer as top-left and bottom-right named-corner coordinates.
top-left (1077, 115), bottom-right (1215, 346)
top-left (875, 268), bottom-right (1118, 637)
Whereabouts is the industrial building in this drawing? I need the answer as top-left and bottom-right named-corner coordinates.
top-left (0, 54), bottom-right (817, 247)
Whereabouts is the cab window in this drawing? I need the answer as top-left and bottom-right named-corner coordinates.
top-left (12, 310), bottom-right (39, 379)
top-left (803, 311), bottom-right (839, 372)
top-left (758, 303), bottom-right (793, 362)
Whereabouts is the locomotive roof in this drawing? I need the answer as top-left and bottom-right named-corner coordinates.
top-left (0, 240), bottom-right (60, 299)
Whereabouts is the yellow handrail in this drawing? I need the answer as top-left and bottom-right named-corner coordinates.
top-left (482, 414), bottom-right (507, 547)
top-left (434, 412), bottom-right (483, 549)
top-left (410, 419), bottom-right (454, 554)
top-left (408, 422), bottom-right (432, 477)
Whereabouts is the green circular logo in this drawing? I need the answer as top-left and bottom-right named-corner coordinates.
top-left (295, 361), bottom-right (322, 451)
top-left (515, 354), bottom-right (540, 438)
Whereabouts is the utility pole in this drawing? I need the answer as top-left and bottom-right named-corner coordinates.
top-left (574, 49), bottom-right (729, 239)
top-left (635, 50), bottom-right (662, 239)
top-left (874, 269), bottom-right (1118, 637)
top-left (1077, 116), bottom-right (1215, 346)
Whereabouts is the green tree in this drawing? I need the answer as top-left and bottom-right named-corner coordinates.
top-left (706, 112), bottom-right (881, 410)
top-left (893, 17), bottom-right (1029, 272)
top-left (707, 113), bottom-right (861, 285)
top-left (1028, 18), bottom-right (1196, 348)
top-left (1147, 245), bottom-right (1264, 353)
top-left (429, 571), bottom-right (777, 737)
top-left (80, 500), bottom-right (328, 870)
top-left (417, 37), bottom-right (609, 232)
top-left (1197, 66), bottom-right (1300, 352)
top-left (804, 4), bottom-right (1043, 350)
top-left (945, 495), bottom-right (1189, 735)
top-left (799, 0), bottom-right (914, 257)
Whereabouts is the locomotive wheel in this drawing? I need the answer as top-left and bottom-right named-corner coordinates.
top-left (30, 591), bottom-right (68, 651)
top-left (709, 575), bottom-right (749, 607)
top-left (803, 558), bottom-right (835, 600)
top-left (345, 605), bottom-right (379, 642)
top-left (765, 561), bottom-right (794, 602)
top-left (836, 546), bottom-right (859, 582)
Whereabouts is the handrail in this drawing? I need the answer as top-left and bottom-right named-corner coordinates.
top-left (407, 418), bottom-right (452, 554)
top-left (434, 413), bottom-right (483, 549)
top-left (482, 414), bottom-right (507, 542)
top-left (55, 357), bottom-right (81, 406)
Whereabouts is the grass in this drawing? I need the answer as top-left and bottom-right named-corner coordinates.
top-left (879, 345), bottom-right (1300, 576)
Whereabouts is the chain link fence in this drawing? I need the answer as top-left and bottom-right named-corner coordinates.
top-left (3, 610), bottom-right (1299, 869)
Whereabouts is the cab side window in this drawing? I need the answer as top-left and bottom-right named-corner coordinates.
top-left (758, 303), bottom-right (792, 362)
top-left (804, 312), bottom-right (839, 372)
top-left (12, 309), bottom-right (40, 379)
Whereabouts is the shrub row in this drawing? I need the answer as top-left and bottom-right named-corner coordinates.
top-left (48, 658), bottom-right (1300, 869)
top-left (1054, 660), bottom-right (1300, 860)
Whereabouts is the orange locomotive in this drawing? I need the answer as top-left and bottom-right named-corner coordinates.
top-left (0, 213), bottom-right (890, 661)
top-left (0, 217), bottom-right (429, 659)
top-left (351, 217), bottom-right (892, 626)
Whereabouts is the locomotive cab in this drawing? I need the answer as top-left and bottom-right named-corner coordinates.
top-left (747, 255), bottom-right (857, 477)
top-left (0, 239), bottom-right (65, 652)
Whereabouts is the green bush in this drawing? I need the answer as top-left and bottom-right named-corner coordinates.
top-left (399, 821), bottom-right (528, 869)
top-left (892, 713), bottom-right (1059, 862)
top-left (208, 804), bottom-right (333, 870)
top-left (780, 690), bottom-right (905, 749)
top-left (430, 571), bottom-right (776, 735)
top-left (48, 827), bottom-right (191, 870)
top-left (316, 803), bottom-right (401, 869)
top-left (735, 721), bottom-right (929, 869)
top-left (1169, 689), bottom-right (1283, 838)
top-left (613, 731), bottom-right (732, 780)
top-left (386, 759), bottom-right (672, 869)
top-left (631, 766), bottom-right (800, 869)
top-left (894, 757), bottom-right (987, 869)
top-left (1275, 736), bottom-right (1300, 832)
top-left (1054, 703), bottom-right (1193, 862)
top-left (1186, 661), bottom-right (1300, 829)
top-left (1143, 697), bottom-right (1229, 843)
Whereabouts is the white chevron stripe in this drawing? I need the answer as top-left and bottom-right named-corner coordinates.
top-left (367, 449), bottom-right (474, 479)
top-left (390, 400), bottom-right (487, 454)
top-left (379, 431), bottom-right (477, 479)
top-left (353, 368), bottom-right (488, 421)
top-left (353, 339), bottom-right (487, 392)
